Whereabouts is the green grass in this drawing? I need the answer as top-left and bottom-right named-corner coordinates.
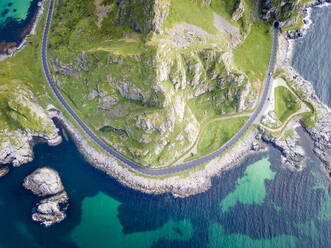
top-left (234, 22), bottom-right (273, 82)
top-left (189, 117), bottom-right (249, 160)
top-left (88, 40), bottom-right (146, 55)
top-left (210, 0), bottom-right (238, 24)
top-left (300, 112), bottom-right (318, 128)
top-left (188, 89), bottom-right (240, 124)
top-left (165, 0), bottom-right (218, 34)
top-left (274, 86), bottom-right (301, 122)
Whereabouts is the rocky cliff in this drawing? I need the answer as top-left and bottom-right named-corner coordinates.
top-left (0, 84), bottom-right (61, 169)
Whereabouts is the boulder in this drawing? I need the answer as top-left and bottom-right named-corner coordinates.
top-left (0, 166), bottom-right (9, 178)
top-left (32, 192), bottom-right (69, 227)
top-left (23, 167), bottom-right (64, 196)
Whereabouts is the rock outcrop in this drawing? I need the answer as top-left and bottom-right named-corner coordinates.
top-left (32, 191), bottom-right (69, 227)
top-left (232, 0), bottom-right (245, 22)
top-left (0, 166), bottom-right (9, 178)
top-left (261, 128), bottom-right (306, 170)
top-left (303, 111), bottom-right (331, 173)
top-left (0, 85), bottom-right (62, 167)
top-left (23, 167), bottom-right (69, 226)
top-left (23, 167), bottom-right (64, 196)
top-left (117, 0), bottom-right (171, 34)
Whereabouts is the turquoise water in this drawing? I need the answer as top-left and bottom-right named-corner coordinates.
top-left (0, 0), bottom-right (38, 50)
top-left (291, 6), bottom-right (331, 107)
top-left (0, 127), bottom-right (330, 248)
top-left (0, 0), bottom-right (33, 27)
top-left (220, 158), bottom-right (275, 213)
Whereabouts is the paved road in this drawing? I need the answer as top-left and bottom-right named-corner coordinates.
top-left (42, 0), bottom-right (279, 176)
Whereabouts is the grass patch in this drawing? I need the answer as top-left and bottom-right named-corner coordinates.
top-left (88, 40), bottom-right (145, 55)
top-left (192, 117), bottom-right (249, 159)
top-left (300, 112), bottom-right (318, 128)
top-left (274, 86), bottom-right (301, 122)
top-left (165, 0), bottom-right (219, 34)
top-left (234, 22), bottom-right (273, 82)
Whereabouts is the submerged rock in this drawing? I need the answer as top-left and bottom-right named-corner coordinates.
top-left (32, 192), bottom-right (69, 227)
top-left (23, 167), bottom-right (64, 196)
top-left (0, 166), bottom-right (9, 178)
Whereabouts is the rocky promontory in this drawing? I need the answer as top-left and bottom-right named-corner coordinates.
top-left (0, 85), bottom-right (62, 171)
top-left (274, 2), bottom-right (331, 175)
top-left (23, 167), bottom-right (69, 226)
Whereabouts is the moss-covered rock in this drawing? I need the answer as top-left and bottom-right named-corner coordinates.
top-left (0, 84), bottom-right (61, 167)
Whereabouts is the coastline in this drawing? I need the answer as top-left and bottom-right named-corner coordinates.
top-left (48, 105), bottom-right (267, 197)
top-left (0, 0), bottom-right (329, 197)
top-left (282, 1), bottom-right (331, 63)
top-left (0, 0), bottom-right (45, 61)
top-left (45, 1), bottom-right (329, 196)
top-left (276, 2), bottom-right (331, 175)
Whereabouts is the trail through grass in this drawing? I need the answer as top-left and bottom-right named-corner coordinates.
top-left (196, 117), bottom-right (249, 158)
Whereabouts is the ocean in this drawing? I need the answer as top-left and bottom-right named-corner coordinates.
top-left (0, 128), bottom-right (330, 248)
top-left (0, 2), bottom-right (330, 248)
top-left (0, 0), bottom-right (39, 51)
top-left (291, 5), bottom-right (331, 107)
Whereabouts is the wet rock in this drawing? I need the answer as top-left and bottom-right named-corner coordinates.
top-left (23, 167), bottom-right (69, 226)
top-left (32, 191), bottom-right (69, 227)
top-left (303, 112), bottom-right (331, 172)
top-left (0, 167), bottom-right (9, 178)
top-left (23, 167), bottom-right (64, 196)
top-left (261, 129), bottom-right (306, 170)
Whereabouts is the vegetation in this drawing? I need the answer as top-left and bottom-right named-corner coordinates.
top-left (234, 22), bottom-right (273, 83)
top-left (193, 117), bottom-right (249, 159)
top-left (165, 0), bottom-right (219, 34)
top-left (274, 86), bottom-right (301, 122)
top-left (0, 0), bottom-right (310, 169)
top-left (300, 112), bottom-right (318, 128)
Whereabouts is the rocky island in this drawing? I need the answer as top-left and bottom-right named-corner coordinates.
top-left (23, 167), bottom-right (69, 226)
top-left (0, 0), bottom-right (330, 198)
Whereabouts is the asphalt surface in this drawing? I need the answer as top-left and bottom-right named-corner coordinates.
top-left (42, 0), bottom-right (279, 176)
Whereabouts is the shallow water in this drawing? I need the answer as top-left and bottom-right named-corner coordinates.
top-left (0, 0), bottom-right (39, 45)
top-left (0, 0), bottom-right (33, 26)
top-left (291, 6), bottom-right (331, 107)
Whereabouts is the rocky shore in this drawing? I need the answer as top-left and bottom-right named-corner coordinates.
top-left (44, 0), bottom-right (330, 197)
top-left (0, 0), bottom-right (45, 61)
top-left (23, 167), bottom-right (69, 227)
top-left (1, 0), bottom-right (329, 199)
top-left (274, 2), bottom-right (331, 175)
top-left (48, 105), bottom-right (267, 197)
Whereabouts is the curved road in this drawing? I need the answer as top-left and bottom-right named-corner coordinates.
top-left (42, 0), bottom-right (279, 176)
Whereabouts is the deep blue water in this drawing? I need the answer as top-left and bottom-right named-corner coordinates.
top-left (291, 5), bottom-right (331, 107)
